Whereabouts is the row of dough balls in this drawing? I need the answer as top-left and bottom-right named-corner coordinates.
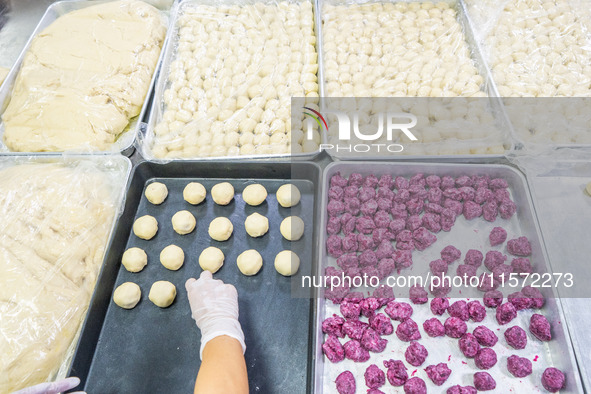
top-left (199, 246), bottom-right (300, 277)
top-left (113, 281), bottom-right (177, 309)
top-left (151, 1), bottom-right (319, 159)
top-left (322, 2), bottom-right (487, 98)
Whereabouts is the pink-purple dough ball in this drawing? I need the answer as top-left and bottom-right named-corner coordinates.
top-left (409, 285), bottom-right (428, 304)
top-left (473, 372), bottom-right (496, 391)
top-left (459, 333), bottom-right (481, 358)
top-left (361, 328), bottom-right (388, 353)
top-left (504, 326), bottom-right (528, 349)
top-left (335, 371), bottom-right (356, 394)
top-left (522, 285), bottom-right (545, 308)
top-left (507, 236), bottom-right (532, 257)
top-left (369, 313), bottom-right (394, 336)
top-left (322, 314), bottom-right (345, 337)
top-left (447, 385), bottom-right (477, 394)
top-left (484, 251), bottom-right (507, 271)
top-left (530, 314), bottom-right (552, 341)
top-left (430, 297), bottom-right (449, 315)
top-left (425, 363), bottom-right (452, 386)
top-left (475, 348), bottom-right (497, 369)
top-left (496, 302), bottom-right (518, 325)
top-left (448, 300), bottom-right (470, 321)
top-left (441, 245), bottom-right (462, 264)
top-left (468, 301), bottom-right (486, 322)
top-left (483, 290), bottom-right (503, 308)
top-left (343, 340), bottom-right (370, 362)
top-left (423, 318), bottom-right (446, 337)
top-left (396, 319), bottom-right (422, 342)
top-left (404, 377), bottom-right (427, 394)
top-left (464, 249), bottom-right (484, 267)
top-left (405, 341), bottom-right (428, 367)
top-left (385, 301), bottom-right (413, 322)
top-left (322, 335), bottom-right (345, 363)
top-left (489, 227), bottom-right (507, 246)
top-left (364, 364), bottom-right (386, 389)
top-left (507, 355), bottom-right (532, 378)
top-left (444, 317), bottom-right (468, 338)
top-left (473, 326), bottom-right (498, 347)
top-left (541, 367), bottom-right (566, 392)
top-left (384, 359), bottom-right (408, 386)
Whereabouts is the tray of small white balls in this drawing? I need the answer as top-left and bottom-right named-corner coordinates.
top-left (68, 161), bottom-right (321, 393)
top-left (141, 0), bottom-right (321, 160)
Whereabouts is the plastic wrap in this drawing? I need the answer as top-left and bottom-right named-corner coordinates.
top-left (0, 68), bottom-right (8, 87)
top-left (0, 0), bottom-right (166, 153)
top-left (144, 0), bottom-right (319, 160)
top-left (0, 157), bottom-right (129, 393)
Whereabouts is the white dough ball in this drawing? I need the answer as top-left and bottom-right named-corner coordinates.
top-left (160, 245), bottom-right (185, 271)
top-left (145, 182), bottom-right (168, 205)
top-left (211, 182), bottom-right (235, 205)
top-left (113, 282), bottom-right (142, 309)
top-left (121, 247), bottom-right (148, 273)
top-left (133, 215), bottom-right (158, 240)
top-left (237, 249), bottom-right (263, 276)
top-left (184, 182), bottom-right (207, 205)
top-left (149, 281), bottom-right (177, 308)
top-left (172, 210), bottom-right (196, 235)
top-left (274, 250), bottom-right (300, 276)
top-left (199, 246), bottom-right (225, 273)
top-left (276, 184), bottom-right (301, 207)
top-left (280, 216), bottom-right (305, 241)
top-left (208, 217), bottom-right (234, 241)
top-left (244, 212), bottom-right (269, 237)
top-left (242, 184), bottom-right (268, 206)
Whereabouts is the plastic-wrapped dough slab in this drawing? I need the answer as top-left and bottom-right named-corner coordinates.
top-left (141, 0), bottom-right (321, 160)
top-left (314, 162), bottom-right (583, 393)
top-left (0, 155), bottom-right (130, 393)
top-left (0, 0), bottom-right (167, 155)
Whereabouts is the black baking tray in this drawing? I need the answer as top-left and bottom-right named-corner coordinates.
top-left (68, 161), bottom-right (321, 394)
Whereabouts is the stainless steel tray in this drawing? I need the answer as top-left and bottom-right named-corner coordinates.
top-left (314, 161), bottom-right (583, 393)
top-left (315, 0), bottom-right (516, 161)
top-left (0, 0), bottom-right (170, 157)
top-left (140, 0), bottom-right (324, 162)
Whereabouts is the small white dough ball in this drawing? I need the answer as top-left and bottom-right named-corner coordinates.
top-left (199, 246), bottom-right (225, 273)
top-left (171, 210), bottom-right (196, 235)
top-left (237, 249), bottom-right (263, 276)
top-left (208, 217), bottom-right (234, 241)
top-left (274, 250), bottom-right (301, 276)
top-left (245, 212), bottom-right (269, 237)
top-left (276, 184), bottom-right (301, 207)
top-left (121, 247), bottom-right (148, 272)
top-left (160, 245), bottom-right (185, 271)
top-left (113, 282), bottom-right (141, 309)
top-left (149, 281), bottom-right (177, 308)
top-left (242, 184), bottom-right (268, 206)
top-left (133, 215), bottom-right (158, 240)
top-left (184, 182), bottom-right (207, 205)
top-left (145, 182), bottom-right (168, 205)
top-left (211, 182), bottom-right (235, 205)
top-left (280, 216), bottom-right (305, 241)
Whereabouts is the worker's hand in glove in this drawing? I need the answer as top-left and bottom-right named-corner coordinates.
top-left (186, 271), bottom-right (246, 359)
top-left (12, 377), bottom-right (85, 394)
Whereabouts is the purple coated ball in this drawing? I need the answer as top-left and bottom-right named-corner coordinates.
top-left (423, 318), bottom-right (446, 337)
top-left (504, 326), bottom-right (528, 350)
top-left (335, 371), bottom-right (356, 394)
top-left (405, 341), bottom-right (428, 367)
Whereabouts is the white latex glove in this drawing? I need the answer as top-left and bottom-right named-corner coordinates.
top-left (186, 271), bottom-right (246, 359)
top-left (12, 377), bottom-right (85, 394)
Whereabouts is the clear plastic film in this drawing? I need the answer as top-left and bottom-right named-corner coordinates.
top-left (0, 157), bottom-right (129, 393)
top-left (144, 0), bottom-right (319, 160)
top-left (0, 68), bottom-right (8, 87)
top-left (0, 0), bottom-right (167, 153)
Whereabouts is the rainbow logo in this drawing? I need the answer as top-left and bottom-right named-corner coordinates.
top-left (303, 107), bottom-right (328, 132)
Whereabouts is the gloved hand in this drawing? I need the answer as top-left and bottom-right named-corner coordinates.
top-left (12, 377), bottom-right (85, 394)
top-left (186, 271), bottom-right (246, 359)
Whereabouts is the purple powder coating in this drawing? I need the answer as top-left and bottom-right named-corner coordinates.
top-left (322, 334), bottom-right (345, 363)
top-left (425, 202), bottom-right (444, 214)
top-left (409, 185), bottom-right (428, 200)
top-left (343, 186), bottom-right (358, 198)
top-left (404, 377), bottom-right (427, 394)
top-left (468, 301), bottom-right (486, 322)
top-left (327, 217), bottom-right (341, 235)
top-left (373, 210), bottom-right (390, 228)
top-left (474, 348), bottom-right (497, 369)
top-left (507, 236), bottom-right (532, 256)
top-left (489, 226), bottom-right (507, 246)
top-left (358, 234), bottom-right (376, 251)
top-left (530, 313), bottom-right (552, 341)
top-left (464, 249), bottom-right (484, 267)
top-left (405, 341), bottom-right (428, 367)
top-left (441, 176), bottom-right (455, 190)
top-left (499, 199), bottom-right (517, 219)
top-left (373, 228), bottom-right (393, 245)
top-left (337, 253), bottom-right (358, 270)
top-left (423, 318), bottom-right (446, 337)
top-left (376, 240), bottom-right (395, 260)
top-left (444, 317), bottom-right (468, 338)
top-left (395, 176), bottom-right (410, 190)
top-left (507, 355), bottom-right (532, 378)
top-left (389, 217), bottom-right (406, 234)
top-left (364, 174), bottom-right (379, 188)
top-left (361, 199), bottom-right (379, 216)
top-left (426, 175), bottom-right (442, 188)
top-left (428, 188), bottom-right (443, 204)
top-left (369, 313), bottom-right (394, 336)
top-left (331, 173), bottom-right (349, 188)
top-left (447, 385), bottom-right (477, 394)
top-left (463, 200), bottom-right (482, 220)
top-left (359, 250), bottom-right (378, 267)
top-left (473, 372), bottom-right (496, 391)
top-left (406, 198), bottom-right (424, 215)
top-left (340, 300), bottom-right (361, 320)
top-left (385, 301), bottom-right (413, 322)
top-left (508, 292), bottom-right (533, 311)
top-left (406, 214), bottom-right (422, 231)
top-left (364, 364), bottom-right (386, 389)
top-left (367, 389), bottom-right (385, 394)
top-left (459, 186), bottom-right (476, 201)
top-left (335, 370), bottom-right (356, 394)
top-left (327, 199), bottom-right (345, 217)
top-left (473, 326), bottom-right (498, 347)
top-left (448, 300), bottom-right (470, 321)
top-left (384, 359), bottom-right (408, 386)
top-left (409, 173), bottom-right (425, 187)
top-left (459, 333), bottom-right (481, 358)
top-left (326, 235), bottom-right (343, 257)
top-left (430, 297), bottom-right (449, 315)
top-left (541, 367), bottom-right (566, 392)
top-left (444, 199), bottom-right (463, 216)
top-left (358, 297), bottom-right (380, 318)
top-left (496, 302), bottom-right (517, 325)
top-left (430, 259), bottom-right (448, 276)
top-left (511, 257), bottom-right (533, 274)
top-left (342, 234), bottom-right (358, 253)
top-left (475, 187), bottom-right (494, 205)
top-left (425, 363), bottom-right (452, 386)
top-left (356, 216), bottom-right (376, 234)
top-left (441, 245), bottom-right (462, 264)
top-left (456, 175), bottom-right (473, 187)
top-left (456, 265), bottom-right (478, 284)
top-left (483, 290), bottom-right (503, 308)
top-left (377, 197), bottom-right (392, 211)
top-left (504, 326), bottom-right (528, 349)
top-left (359, 186), bottom-right (376, 202)
top-left (378, 258), bottom-right (396, 279)
top-left (394, 250), bottom-right (413, 269)
top-left (379, 174), bottom-right (394, 189)
top-left (347, 173), bottom-right (363, 187)
top-left (397, 229), bottom-right (413, 243)
top-left (322, 314), bottom-right (346, 337)
top-left (373, 286), bottom-right (395, 306)
top-left (361, 328), bottom-right (388, 353)
top-left (343, 339), bottom-right (370, 362)
top-left (441, 208), bottom-right (457, 232)
top-left (413, 227), bottom-right (437, 251)
top-left (473, 175), bottom-right (491, 189)
top-left (422, 212), bottom-right (442, 233)
top-left (343, 320), bottom-right (368, 340)
top-left (342, 216), bottom-right (356, 236)
top-left (489, 178), bottom-right (509, 190)
top-left (494, 188), bottom-right (511, 204)
top-left (482, 200), bottom-right (498, 222)
top-left (395, 190), bottom-right (411, 204)
top-left (396, 319), bottom-right (422, 342)
top-left (523, 285), bottom-right (545, 308)
top-left (409, 285), bottom-right (428, 304)
top-left (329, 186), bottom-right (344, 201)
top-left (443, 188), bottom-right (463, 201)
top-left (484, 251), bottom-right (507, 271)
